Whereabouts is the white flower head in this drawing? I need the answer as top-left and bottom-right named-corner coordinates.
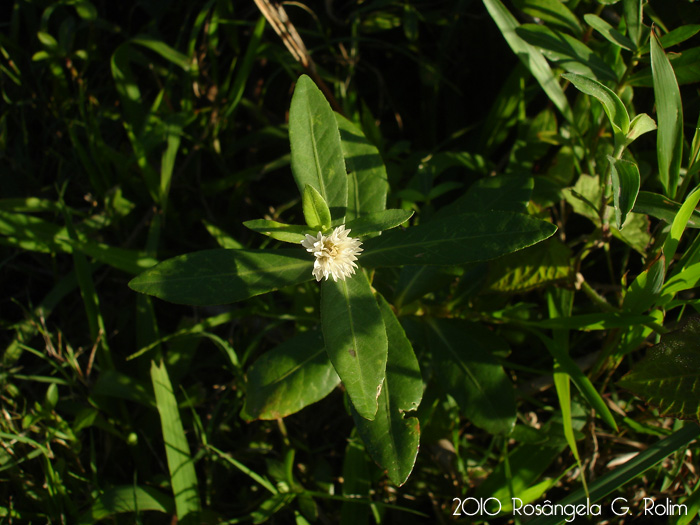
top-left (301, 225), bottom-right (363, 282)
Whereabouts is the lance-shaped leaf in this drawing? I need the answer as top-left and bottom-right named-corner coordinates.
top-left (302, 184), bottom-right (332, 231)
top-left (241, 331), bottom-right (340, 421)
top-left (129, 249), bottom-right (313, 305)
top-left (633, 191), bottom-right (700, 228)
top-left (663, 185), bottom-right (700, 266)
top-left (342, 209), bottom-right (413, 237)
top-left (651, 31), bottom-right (683, 198)
top-left (623, 0), bottom-right (643, 47)
top-left (563, 73), bottom-right (629, 148)
top-left (608, 156), bottom-right (641, 229)
top-left (619, 317), bottom-right (700, 421)
top-left (321, 271), bottom-right (388, 420)
top-left (427, 318), bottom-right (516, 434)
top-left (516, 24), bottom-right (618, 82)
top-left (584, 13), bottom-right (635, 51)
top-left (483, 0), bottom-right (573, 122)
top-left (352, 295), bottom-right (422, 486)
top-left (623, 256), bottom-right (666, 315)
top-left (289, 75), bottom-right (347, 220)
top-left (336, 114), bottom-right (388, 220)
top-left (513, 0), bottom-right (582, 37)
top-left (360, 212), bottom-right (556, 267)
top-left (243, 219), bottom-right (308, 243)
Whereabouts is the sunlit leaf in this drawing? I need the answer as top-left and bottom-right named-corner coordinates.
top-left (651, 31), bottom-right (683, 198)
top-left (129, 249), bottom-right (313, 305)
top-left (321, 271), bottom-right (388, 421)
top-left (290, 75), bottom-right (347, 220)
top-left (352, 295), bottom-right (422, 485)
top-left (241, 331), bottom-right (340, 420)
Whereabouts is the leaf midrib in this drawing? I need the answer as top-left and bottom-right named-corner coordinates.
top-left (263, 347), bottom-right (328, 387)
top-left (364, 221), bottom-right (552, 258)
top-left (134, 259), bottom-right (311, 286)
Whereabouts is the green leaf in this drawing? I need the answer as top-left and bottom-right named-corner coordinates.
top-left (77, 486), bottom-right (174, 525)
top-left (360, 212), bottom-right (557, 267)
top-left (129, 249), bottom-right (313, 305)
top-left (486, 237), bottom-right (572, 292)
top-left (562, 173), bottom-right (602, 222)
top-left (428, 319), bottom-right (516, 434)
top-left (623, 257), bottom-right (666, 314)
top-left (611, 211), bottom-right (651, 255)
top-left (0, 210), bottom-right (157, 274)
top-left (661, 261), bottom-right (700, 303)
top-left (651, 31), bottom-right (684, 198)
top-left (352, 295), bottom-right (422, 486)
top-left (150, 360), bottom-right (201, 525)
top-left (203, 220), bottom-right (244, 249)
top-left (626, 113), bottom-right (657, 145)
top-left (663, 185), bottom-right (700, 266)
top-left (623, 0), bottom-right (643, 46)
top-left (37, 31), bottom-right (58, 49)
top-left (553, 370), bottom-right (584, 477)
top-left (512, 0), bottom-right (582, 37)
top-left (659, 25), bottom-right (700, 49)
top-left (438, 175), bottom-right (534, 216)
top-left (516, 24), bottom-right (618, 82)
top-left (336, 114), bottom-right (388, 220)
top-left (131, 34), bottom-right (195, 72)
top-left (562, 72), bottom-right (630, 146)
top-left (584, 13), bottom-right (635, 51)
top-left (73, 1), bottom-right (98, 20)
top-left (321, 271), bottom-right (388, 420)
top-left (220, 16), bottom-right (266, 122)
top-left (290, 75), bottom-right (347, 220)
top-left (621, 317), bottom-right (700, 420)
top-left (483, 0), bottom-right (573, 122)
top-left (243, 219), bottom-right (308, 243)
top-left (343, 209), bottom-right (413, 237)
top-left (534, 332), bottom-right (618, 432)
top-left (629, 47), bottom-right (700, 87)
top-left (608, 157), bottom-right (641, 229)
top-left (241, 331), bottom-right (340, 421)
top-left (633, 191), bottom-right (700, 229)
top-left (303, 184), bottom-right (332, 230)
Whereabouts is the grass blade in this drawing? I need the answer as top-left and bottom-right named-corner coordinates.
top-left (150, 360), bottom-right (201, 524)
top-left (483, 0), bottom-right (573, 122)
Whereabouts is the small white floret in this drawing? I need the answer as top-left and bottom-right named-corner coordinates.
top-left (301, 225), bottom-right (363, 282)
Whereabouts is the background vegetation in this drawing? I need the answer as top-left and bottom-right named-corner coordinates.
top-left (1, 0), bottom-right (700, 523)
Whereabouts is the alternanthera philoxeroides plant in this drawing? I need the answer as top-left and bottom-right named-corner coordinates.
top-left (130, 75), bottom-right (557, 484)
